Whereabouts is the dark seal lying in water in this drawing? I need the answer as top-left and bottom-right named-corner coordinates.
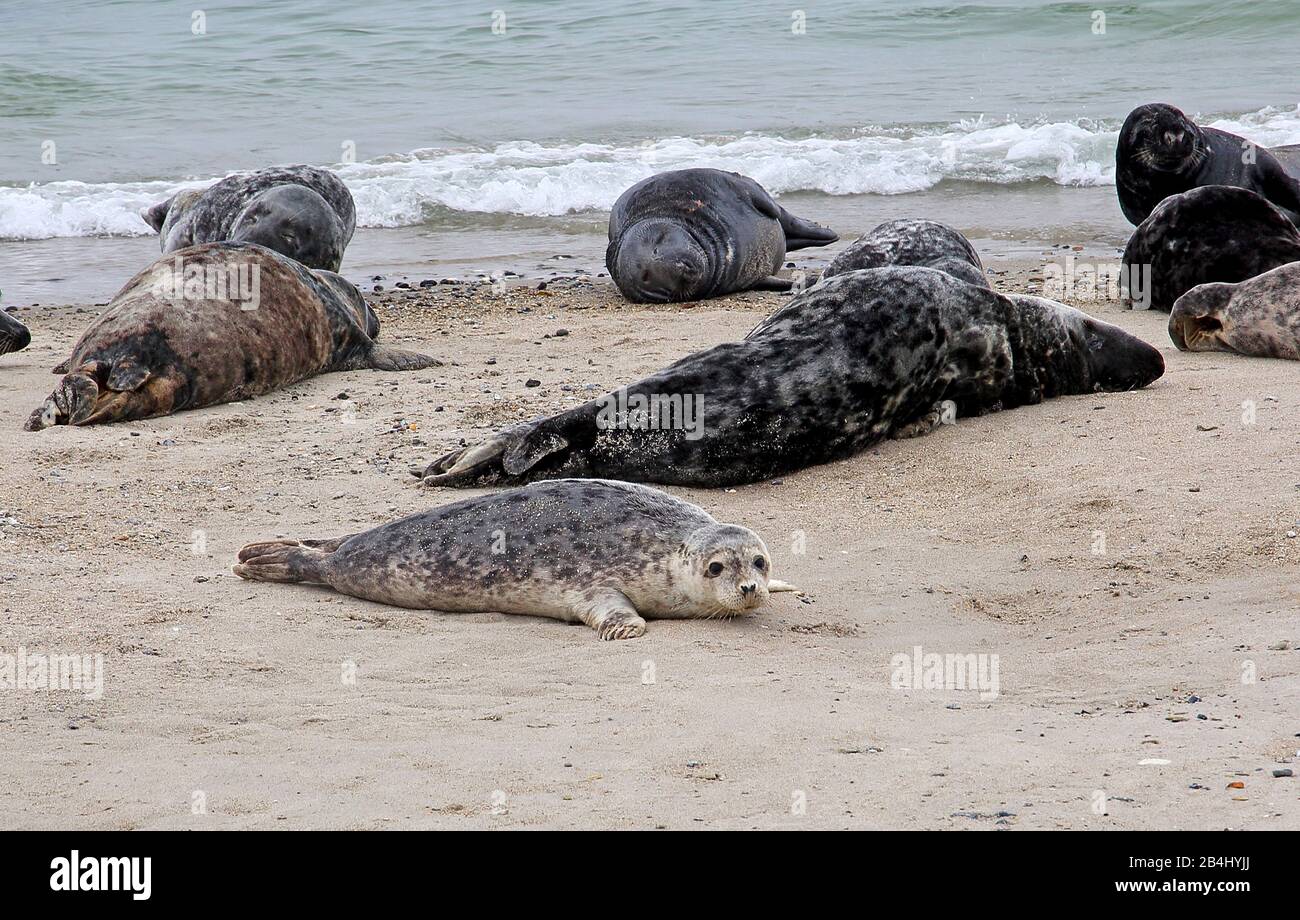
top-left (822, 218), bottom-right (990, 289)
top-left (1116, 102), bottom-right (1300, 226)
top-left (606, 168), bottom-right (837, 303)
top-left (1122, 186), bottom-right (1300, 312)
top-left (26, 242), bottom-right (437, 430)
top-left (414, 266), bottom-right (1164, 488)
top-left (141, 165), bottom-right (356, 271)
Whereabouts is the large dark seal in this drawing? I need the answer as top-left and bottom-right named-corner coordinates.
top-left (1121, 186), bottom-right (1300, 312)
top-left (1115, 103), bottom-right (1300, 226)
top-left (235, 479), bottom-right (798, 640)
top-left (606, 168), bottom-right (837, 303)
top-left (0, 310), bottom-right (31, 357)
top-left (414, 267), bottom-right (1164, 488)
top-left (141, 166), bottom-right (356, 271)
top-left (25, 242), bottom-right (437, 430)
top-left (822, 218), bottom-right (989, 288)
top-left (1170, 264), bottom-right (1300, 360)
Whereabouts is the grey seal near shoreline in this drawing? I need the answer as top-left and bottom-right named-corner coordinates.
top-left (25, 242), bottom-right (437, 430)
top-left (414, 266), bottom-right (1164, 488)
top-left (141, 165), bottom-right (356, 271)
top-left (234, 479), bottom-right (798, 640)
top-left (822, 218), bottom-right (990, 288)
top-left (1122, 186), bottom-right (1300, 312)
top-left (0, 310), bottom-right (31, 357)
top-left (1170, 263), bottom-right (1300, 360)
top-left (1115, 103), bottom-right (1300, 226)
top-left (606, 168), bottom-right (837, 303)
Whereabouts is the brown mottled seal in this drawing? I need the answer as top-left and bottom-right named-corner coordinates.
top-left (1170, 262), bottom-right (1300, 360)
top-left (607, 168), bottom-right (837, 303)
top-left (414, 266), bottom-right (1165, 489)
top-left (235, 479), bottom-right (798, 640)
top-left (822, 218), bottom-right (990, 288)
top-left (0, 309), bottom-right (31, 357)
top-left (25, 242), bottom-right (437, 430)
top-left (141, 165), bottom-right (356, 271)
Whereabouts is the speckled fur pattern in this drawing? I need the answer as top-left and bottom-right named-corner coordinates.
top-left (822, 219), bottom-right (990, 288)
top-left (416, 266), bottom-right (1164, 488)
top-left (234, 479), bottom-right (787, 639)
top-left (1170, 262), bottom-right (1300, 360)
top-left (142, 166), bottom-right (356, 271)
top-left (1122, 186), bottom-right (1300, 312)
top-left (1116, 103), bottom-right (1300, 226)
top-left (606, 168), bottom-right (836, 303)
top-left (25, 242), bottom-right (437, 430)
top-left (0, 310), bottom-right (31, 357)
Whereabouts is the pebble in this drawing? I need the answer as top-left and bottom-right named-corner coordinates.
top-left (1273, 769), bottom-right (1294, 778)
top-left (525, 379), bottom-right (541, 388)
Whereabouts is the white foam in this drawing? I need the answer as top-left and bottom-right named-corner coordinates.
top-left (5, 105), bottom-right (1300, 239)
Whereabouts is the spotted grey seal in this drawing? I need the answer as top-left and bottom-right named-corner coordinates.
top-left (821, 218), bottom-right (989, 288)
top-left (25, 242), bottom-right (436, 430)
top-left (0, 309), bottom-right (31, 357)
top-left (235, 479), bottom-right (798, 640)
top-left (141, 165), bottom-right (356, 271)
top-left (414, 266), bottom-right (1164, 488)
top-left (1170, 262), bottom-right (1300, 360)
top-left (1122, 186), bottom-right (1300, 312)
top-left (1116, 103), bottom-right (1300, 226)
top-left (606, 168), bottom-right (837, 303)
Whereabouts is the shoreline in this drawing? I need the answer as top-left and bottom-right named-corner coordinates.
top-left (1, 265), bottom-right (1296, 829)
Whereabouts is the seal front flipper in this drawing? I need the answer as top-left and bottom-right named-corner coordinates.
top-left (364, 344), bottom-right (442, 372)
top-left (576, 591), bottom-right (647, 641)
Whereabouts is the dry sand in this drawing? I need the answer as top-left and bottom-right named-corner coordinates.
top-left (0, 262), bottom-right (1297, 830)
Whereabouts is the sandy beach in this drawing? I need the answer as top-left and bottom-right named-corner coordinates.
top-left (0, 259), bottom-right (1296, 830)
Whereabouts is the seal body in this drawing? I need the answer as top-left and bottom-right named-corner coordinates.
top-left (1170, 263), bottom-right (1300, 360)
top-left (234, 479), bottom-right (794, 640)
top-left (416, 267), bottom-right (1164, 488)
top-left (822, 219), bottom-right (989, 288)
top-left (606, 168), bottom-right (837, 303)
top-left (1115, 103), bottom-right (1300, 226)
top-left (25, 242), bottom-right (437, 430)
top-left (1122, 186), bottom-right (1300, 312)
top-left (0, 310), bottom-right (31, 357)
top-left (141, 166), bottom-right (356, 271)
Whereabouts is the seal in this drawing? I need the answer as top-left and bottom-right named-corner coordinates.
top-left (606, 168), bottom-right (837, 303)
top-left (25, 242), bottom-right (437, 430)
top-left (1121, 186), bottom-right (1300, 312)
top-left (822, 218), bottom-right (990, 288)
top-left (1170, 263), bottom-right (1300, 360)
top-left (1115, 103), bottom-right (1300, 226)
top-left (141, 165), bottom-right (356, 271)
top-left (414, 266), bottom-right (1164, 488)
top-left (0, 309), bottom-right (31, 357)
top-left (234, 478), bottom-right (799, 640)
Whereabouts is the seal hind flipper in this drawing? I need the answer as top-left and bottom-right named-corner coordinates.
top-left (777, 209), bottom-right (839, 251)
top-left (365, 345), bottom-right (442, 372)
top-left (233, 539), bottom-right (331, 584)
top-left (140, 196), bottom-right (172, 233)
top-left (24, 367), bottom-right (102, 431)
top-left (752, 275), bottom-right (795, 292)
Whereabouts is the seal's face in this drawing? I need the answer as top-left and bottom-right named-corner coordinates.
top-left (1169, 283), bottom-right (1237, 352)
top-left (614, 220), bottom-right (710, 303)
top-left (0, 309), bottom-right (31, 356)
top-left (1124, 103), bottom-right (1205, 173)
top-left (231, 186), bottom-right (344, 272)
top-left (683, 524), bottom-right (773, 615)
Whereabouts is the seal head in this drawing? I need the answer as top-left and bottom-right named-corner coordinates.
top-left (1170, 266), bottom-right (1300, 360)
top-left (610, 219), bottom-right (710, 303)
top-left (230, 185), bottom-right (347, 273)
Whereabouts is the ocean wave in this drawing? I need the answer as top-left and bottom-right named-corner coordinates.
top-left (5, 106), bottom-right (1300, 240)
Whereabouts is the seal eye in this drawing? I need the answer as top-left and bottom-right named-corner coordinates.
top-left (706, 561), bottom-right (724, 577)
top-left (753, 556), bottom-right (766, 570)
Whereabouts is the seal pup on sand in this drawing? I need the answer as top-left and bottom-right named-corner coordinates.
top-left (235, 479), bottom-right (798, 640)
top-left (821, 218), bottom-right (989, 288)
top-left (0, 310), bottom-right (31, 357)
top-left (141, 165), bottom-right (356, 271)
top-left (1116, 103), bottom-right (1300, 226)
top-left (1122, 186), bottom-right (1300, 312)
top-left (606, 168), bottom-right (837, 303)
top-left (26, 242), bottom-right (436, 430)
top-left (414, 267), bottom-right (1164, 488)
top-left (1170, 262), bottom-right (1300, 360)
